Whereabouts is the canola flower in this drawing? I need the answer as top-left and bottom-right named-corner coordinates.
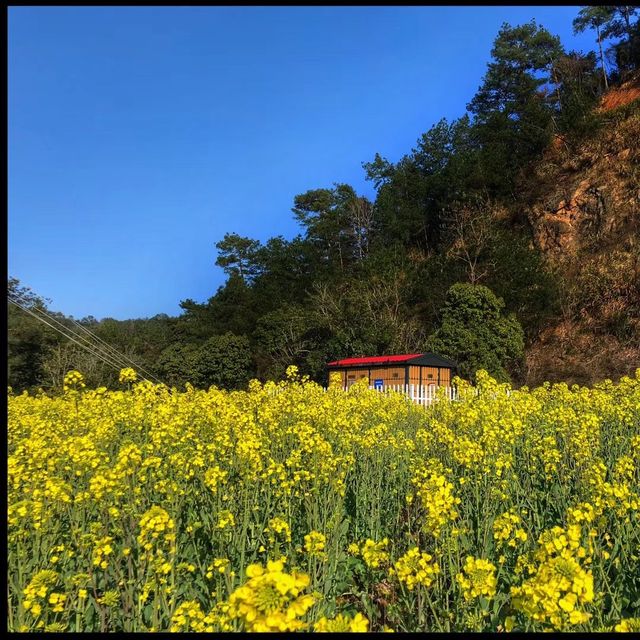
top-left (493, 510), bottom-right (528, 549)
top-left (118, 368), bottom-right (137, 384)
top-left (303, 531), bottom-right (326, 557)
top-left (7, 368), bottom-right (640, 632)
top-left (314, 612), bottom-right (369, 632)
top-left (615, 618), bottom-right (640, 632)
top-left (63, 370), bottom-right (85, 392)
top-left (456, 556), bottom-right (498, 601)
top-left (227, 560), bottom-right (316, 631)
top-left (350, 538), bottom-right (390, 569)
top-left (390, 547), bottom-right (440, 590)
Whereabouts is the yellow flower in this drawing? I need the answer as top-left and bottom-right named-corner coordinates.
top-left (303, 531), bottom-right (326, 556)
top-left (360, 539), bottom-right (390, 569)
top-left (315, 612), bottom-right (369, 632)
top-left (63, 369), bottom-right (86, 391)
top-left (456, 556), bottom-right (497, 601)
top-left (118, 367), bottom-right (137, 384)
top-left (227, 560), bottom-right (315, 632)
top-left (615, 618), bottom-right (640, 632)
top-left (391, 547), bottom-right (440, 590)
top-left (216, 510), bottom-right (236, 530)
top-left (7, 363), bottom-right (640, 632)
top-left (265, 517), bottom-right (291, 543)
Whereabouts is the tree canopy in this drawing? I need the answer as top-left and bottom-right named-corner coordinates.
top-left (8, 8), bottom-right (640, 392)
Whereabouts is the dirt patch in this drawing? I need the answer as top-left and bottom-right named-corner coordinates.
top-left (598, 74), bottom-right (640, 112)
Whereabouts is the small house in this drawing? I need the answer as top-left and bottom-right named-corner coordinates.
top-left (327, 353), bottom-right (458, 390)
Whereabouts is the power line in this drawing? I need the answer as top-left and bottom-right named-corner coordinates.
top-left (9, 296), bottom-right (129, 376)
top-left (11, 290), bottom-right (163, 384)
top-left (8, 294), bottom-right (163, 385)
top-left (8, 291), bottom-right (134, 373)
top-left (9, 289), bottom-right (164, 384)
top-left (64, 316), bottom-right (162, 383)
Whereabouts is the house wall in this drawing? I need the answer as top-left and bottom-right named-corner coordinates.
top-left (344, 368), bottom-right (370, 387)
top-left (409, 366), bottom-right (451, 386)
top-left (367, 366), bottom-right (406, 387)
top-left (329, 365), bottom-right (454, 389)
top-left (328, 366), bottom-right (406, 388)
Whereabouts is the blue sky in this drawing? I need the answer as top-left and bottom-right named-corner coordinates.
top-left (9, 6), bottom-right (594, 320)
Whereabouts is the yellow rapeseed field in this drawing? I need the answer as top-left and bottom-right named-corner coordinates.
top-left (7, 367), bottom-right (640, 632)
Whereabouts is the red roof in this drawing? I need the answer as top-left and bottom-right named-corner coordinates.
top-left (327, 354), bottom-right (423, 367)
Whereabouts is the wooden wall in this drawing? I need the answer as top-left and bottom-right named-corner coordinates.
top-left (329, 365), bottom-right (453, 389)
top-left (367, 367), bottom-right (406, 387)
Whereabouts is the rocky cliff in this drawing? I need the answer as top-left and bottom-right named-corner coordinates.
top-left (522, 75), bottom-right (640, 386)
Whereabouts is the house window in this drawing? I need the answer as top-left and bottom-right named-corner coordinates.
top-left (427, 373), bottom-right (434, 379)
top-left (348, 374), bottom-right (356, 380)
top-left (392, 372), bottom-right (399, 378)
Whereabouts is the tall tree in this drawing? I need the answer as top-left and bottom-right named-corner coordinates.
top-left (214, 233), bottom-right (262, 283)
top-left (468, 21), bottom-right (565, 194)
top-left (603, 6), bottom-right (640, 78)
top-left (191, 333), bottom-right (253, 389)
top-left (554, 50), bottom-right (601, 136)
top-left (363, 116), bottom-right (480, 251)
top-left (442, 198), bottom-right (498, 285)
top-left (292, 184), bottom-right (373, 275)
top-left (573, 6), bottom-right (616, 89)
top-left (425, 283), bottom-right (525, 383)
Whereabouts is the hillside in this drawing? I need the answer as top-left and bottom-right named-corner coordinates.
top-left (9, 12), bottom-right (640, 393)
top-left (523, 76), bottom-right (640, 386)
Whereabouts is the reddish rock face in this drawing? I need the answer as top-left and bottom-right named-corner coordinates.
top-left (531, 179), bottom-right (611, 254)
top-left (520, 86), bottom-right (640, 387)
top-left (525, 110), bottom-right (639, 258)
top-left (598, 72), bottom-right (640, 112)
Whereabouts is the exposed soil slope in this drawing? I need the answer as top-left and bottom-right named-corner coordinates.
top-left (522, 84), bottom-right (640, 386)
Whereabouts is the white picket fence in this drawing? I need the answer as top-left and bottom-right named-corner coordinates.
top-left (369, 383), bottom-right (457, 407)
top-left (323, 384), bottom-right (458, 407)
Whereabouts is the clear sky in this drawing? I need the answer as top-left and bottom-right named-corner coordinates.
top-left (9, 6), bottom-right (594, 320)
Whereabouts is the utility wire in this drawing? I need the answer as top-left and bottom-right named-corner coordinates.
top-left (9, 291), bottom-right (134, 374)
top-left (9, 294), bottom-right (164, 385)
top-left (10, 289), bottom-right (163, 384)
top-left (9, 296), bottom-right (130, 376)
top-left (66, 317), bottom-right (162, 384)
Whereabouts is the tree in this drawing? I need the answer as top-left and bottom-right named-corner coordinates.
top-left (41, 342), bottom-right (116, 392)
top-left (250, 235), bottom-right (317, 313)
top-left (8, 278), bottom-right (59, 391)
top-left (442, 198), bottom-right (497, 284)
top-left (159, 333), bottom-right (253, 389)
top-left (554, 51), bottom-right (601, 136)
top-left (292, 184), bottom-right (374, 274)
top-left (363, 117), bottom-right (481, 251)
top-left (253, 305), bottom-right (321, 380)
top-left (158, 342), bottom-right (200, 388)
top-left (191, 333), bottom-right (253, 389)
top-left (215, 233), bottom-right (261, 283)
top-left (603, 6), bottom-right (640, 79)
top-left (573, 6), bottom-right (616, 89)
top-left (425, 283), bottom-right (525, 383)
top-left (606, 5), bottom-right (640, 42)
top-left (310, 265), bottom-right (425, 358)
top-left (176, 273), bottom-right (256, 341)
top-left (468, 21), bottom-right (565, 194)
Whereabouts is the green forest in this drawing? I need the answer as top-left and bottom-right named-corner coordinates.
top-left (8, 7), bottom-right (640, 393)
